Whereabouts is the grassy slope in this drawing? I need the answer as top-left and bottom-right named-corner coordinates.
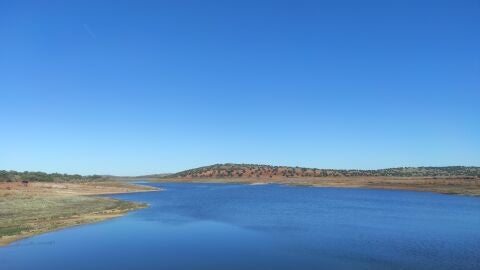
top-left (0, 182), bottom-right (157, 246)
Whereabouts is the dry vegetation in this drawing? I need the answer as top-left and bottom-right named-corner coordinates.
top-left (157, 163), bottom-right (480, 196)
top-left (0, 181), bottom-right (157, 246)
top-left (167, 164), bottom-right (480, 179)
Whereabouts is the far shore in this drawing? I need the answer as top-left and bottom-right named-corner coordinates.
top-left (152, 176), bottom-right (480, 196)
top-left (0, 181), bottom-right (158, 246)
top-left (2, 175), bottom-right (479, 246)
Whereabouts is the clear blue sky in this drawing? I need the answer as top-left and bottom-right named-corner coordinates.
top-left (1, 1), bottom-right (479, 175)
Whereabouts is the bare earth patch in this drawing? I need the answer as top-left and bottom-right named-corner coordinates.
top-left (155, 176), bottom-right (480, 196)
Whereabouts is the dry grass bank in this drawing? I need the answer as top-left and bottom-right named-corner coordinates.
top-left (0, 181), bottom-right (157, 246)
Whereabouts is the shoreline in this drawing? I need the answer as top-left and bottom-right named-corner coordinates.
top-left (3, 177), bottom-right (479, 247)
top-left (0, 182), bottom-right (158, 247)
top-left (0, 204), bottom-right (146, 247)
top-left (152, 176), bottom-right (480, 196)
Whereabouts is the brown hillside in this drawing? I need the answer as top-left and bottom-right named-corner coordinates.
top-left (166, 163), bottom-right (480, 179)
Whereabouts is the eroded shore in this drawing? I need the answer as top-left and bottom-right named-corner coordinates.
top-left (153, 176), bottom-right (480, 196)
top-left (0, 181), bottom-right (158, 246)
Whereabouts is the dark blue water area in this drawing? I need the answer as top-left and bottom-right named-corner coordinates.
top-left (2, 183), bottom-right (480, 270)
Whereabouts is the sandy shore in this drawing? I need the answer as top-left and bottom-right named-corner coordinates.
top-left (0, 181), bottom-right (158, 246)
top-left (153, 176), bottom-right (480, 196)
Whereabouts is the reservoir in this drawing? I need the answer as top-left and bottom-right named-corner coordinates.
top-left (1, 183), bottom-right (480, 270)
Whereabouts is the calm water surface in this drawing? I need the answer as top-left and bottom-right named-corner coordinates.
top-left (2, 183), bottom-right (480, 270)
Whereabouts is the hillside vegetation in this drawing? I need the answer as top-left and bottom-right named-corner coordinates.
top-left (0, 170), bottom-right (108, 182)
top-left (158, 164), bottom-right (480, 196)
top-left (167, 164), bottom-right (480, 179)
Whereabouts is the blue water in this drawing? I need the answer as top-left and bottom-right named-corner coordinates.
top-left (2, 183), bottom-right (480, 270)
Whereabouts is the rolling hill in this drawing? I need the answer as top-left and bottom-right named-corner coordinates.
top-left (166, 163), bottom-right (480, 179)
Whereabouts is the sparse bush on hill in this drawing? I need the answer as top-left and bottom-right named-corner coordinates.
top-left (166, 164), bottom-right (480, 179)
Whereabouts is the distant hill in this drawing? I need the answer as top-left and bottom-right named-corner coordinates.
top-left (166, 163), bottom-right (480, 179)
top-left (0, 170), bottom-right (108, 182)
top-left (2, 164), bottom-right (479, 183)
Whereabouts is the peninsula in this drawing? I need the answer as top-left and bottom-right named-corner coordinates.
top-left (0, 171), bottom-right (157, 246)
